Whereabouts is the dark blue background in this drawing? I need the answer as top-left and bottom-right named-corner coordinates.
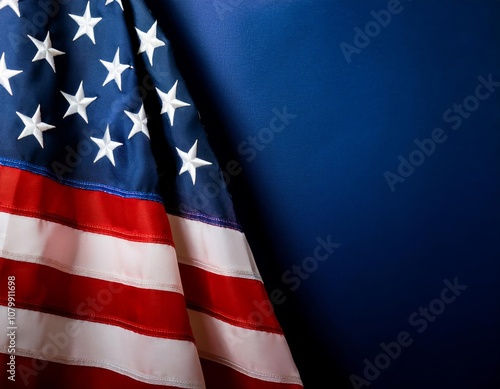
top-left (150, 1), bottom-right (500, 388)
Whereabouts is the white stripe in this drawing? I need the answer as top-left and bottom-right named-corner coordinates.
top-left (0, 306), bottom-right (205, 388)
top-left (167, 214), bottom-right (262, 281)
top-left (0, 212), bottom-right (183, 293)
top-left (187, 310), bottom-right (302, 385)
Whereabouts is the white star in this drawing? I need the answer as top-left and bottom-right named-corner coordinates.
top-left (0, 0), bottom-right (20, 17)
top-left (61, 81), bottom-right (97, 123)
top-left (156, 80), bottom-right (190, 126)
top-left (136, 21), bottom-right (165, 66)
top-left (69, 1), bottom-right (102, 44)
top-left (176, 140), bottom-right (212, 185)
top-left (100, 48), bottom-right (130, 91)
top-left (105, 0), bottom-right (123, 10)
top-left (28, 32), bottom-right (65, 73)
top-left (16, 105), bottom-right (55, 148)
top-left (90, 126), bottom-right (123, 166)
top-left (0, 52), bottom-right (22, 95)
top-left (124, 104), bottom-right (149, 139)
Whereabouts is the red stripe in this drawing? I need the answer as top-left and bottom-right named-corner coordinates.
top-left (179, 263), bottom-right (283, 333)
top-left (201, 359), bottom-right (303, 389)
top-left (0, 165), bottom-right (172, 244)
top-left (0, 257), bottom-right (193, 341)
top-left (0, 354), bottom-right (184, 389)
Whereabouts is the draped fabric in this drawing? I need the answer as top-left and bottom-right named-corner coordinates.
top-left (0, 1), bottom-right (302, 387)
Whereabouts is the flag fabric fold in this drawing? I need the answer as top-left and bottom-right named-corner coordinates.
top-left (0, 0), bottom-right (302, 388)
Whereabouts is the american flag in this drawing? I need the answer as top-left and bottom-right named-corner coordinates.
top-left (0, 0), bottom-right (303, 388)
